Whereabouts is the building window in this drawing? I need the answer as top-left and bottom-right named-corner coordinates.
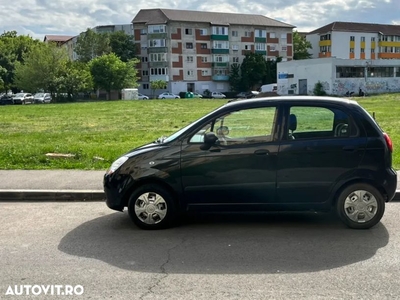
top-left (232, 30), bottom-right (238, 37)
top-left (350, 48), bottom-right (355, 53)
top-left (201, 70), bottom-right (209, 76)
top-left (255, 29), bottom-right (266, 38)
top-left (200, 43), bottom-right (207, 49)
top-left (361, 48), bottom-right (365, 53)
top-left (148, 25), bottom-right (166, 33)
top-left (141, 56), bottom-right (148, 62)
top-left (281, 33), bottom-right (287, 39)
top-left (187, 70), bottom-right (194, 76)
top-left (150, 68), bottom-right (168, 75)
top-left (368, 67), bottom-right (394, 77)
top-left (371, 37), bottom-right (376, 42)
top-left (142, 70), bottom-right (148, 76)
top-left (213, 41), bottom-right (229, 49)
top-left (232, 44), bottom-right (239, 51)
top-left (361, 36), bottom-right (365, 42)
top-left (255, 43), bottom-right (266, 51)
top-left (212, 26), bottom-right (228, 35)
top-left (320, 46), bottom-right (331, 53)
top-left (148, 39), bottom-right (166, 47)
top-left (371, 48), bottom-right (375, 53)
top-left (244, 45), bottom-right (249, 50)
top-left (281, 46), bottom-right (287, 51)
top-left (232, 57), bottom-right (239, 63)
top-left (213, 55), bottom-right (228, 62)
top-left (187, 56), bottom-right (194, 63)
top-left (269, 45), bottom-right (277, 51)
top-left (186, 42), bottom-right (193, 49)
top-left (199, 29), bottom-right (207, 35)
top-left (320, 34), bottom-right (331, 41)
top-left (185, 28), bottom-right (192, 35)
top-left (149, 53), bottom-right (166, 62)
top-left (140, 29), bottom-right (147, 35)
top-left (143, 84), bottom-right (149, 89)
top-left (336, 67), bottom-right (365, 78)
top-left (270, 33), bottom-right (276, 38)
top-left (201, 56), bottom-right (208, 63)
top-left (244, 31), bottom-right (252, 37)
top-left (350, 36), bottom-right (355, 41)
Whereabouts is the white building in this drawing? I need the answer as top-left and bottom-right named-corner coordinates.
top-left (277, 57), bottom-right (400, 96)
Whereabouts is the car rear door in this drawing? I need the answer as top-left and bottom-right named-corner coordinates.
top-left (276, 103), bottom-right (366, 205)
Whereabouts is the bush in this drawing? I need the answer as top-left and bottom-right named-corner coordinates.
top-left (313, 81), bottom-right (327, 96)
top-left (179, 92), bottom-right (186, 99)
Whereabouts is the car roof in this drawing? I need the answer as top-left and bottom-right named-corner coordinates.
top-left (225, 95), bottom-right (358, 108)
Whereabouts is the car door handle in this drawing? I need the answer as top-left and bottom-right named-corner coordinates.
top-left (254, 149), bottom-right (269, 155)
top-left (342, 146), bottom-right (357, 152)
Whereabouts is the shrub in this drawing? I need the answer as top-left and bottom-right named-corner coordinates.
top-left (313, 81), bottom-right (327, 96)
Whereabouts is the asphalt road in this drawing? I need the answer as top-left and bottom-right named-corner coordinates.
top-left (1, 202), bottom-right (400, 299)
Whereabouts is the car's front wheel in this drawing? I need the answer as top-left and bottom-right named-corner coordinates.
top-left (336, 183), bottom-right (385, 229)
top-left (128, 184), bottom-right (176, 230)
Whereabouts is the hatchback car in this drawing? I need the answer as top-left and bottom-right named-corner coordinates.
top-left (13, 93), bottom-right (34, 104)
top-left (34, 93), bottom-right (52, 104)
top-left (158, 92), bottom-right (180, 99)
top-left (104, 96), bottom-right (397, 230)
top-left (211, 92), bottom-right (226, 99)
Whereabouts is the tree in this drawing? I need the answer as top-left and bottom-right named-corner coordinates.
top-left (109, 31), bottom-right (137, 62)
top-left (293, 31), bottom-right (312, 60)
top-left (240, 53), bottom-right (267, 90)
top-left (228, 63), bottom-right (241, 92)
top-left (89, 53), bottom-right (139, 100)
top-left (57, 61), bottom-right (93, 101)
top-left (264, 56), bottom-right (282, 84)
top-left (0, 31), bottom-right (40, 92)
top-left (150, 80), bottom-right (167, 98)
top-left (14, 42), bottom-right (68, 94)
top-left (75, 29), bottom-right (111, 63)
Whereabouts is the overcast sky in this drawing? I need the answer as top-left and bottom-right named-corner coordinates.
top-left (1, 0), bottom-right (399, 40)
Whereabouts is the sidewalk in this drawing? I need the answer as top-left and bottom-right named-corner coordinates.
top-left (0, 170), bottom-right (399, 202)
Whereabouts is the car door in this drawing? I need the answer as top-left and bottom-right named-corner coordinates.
top-left (180, 105), bottom-right (281, 209)
top-left (276, 103), bottom-right (366, 205)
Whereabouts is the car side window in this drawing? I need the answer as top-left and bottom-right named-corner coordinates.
top-left (287, 106), bottom-right (353, 140)
top-left (190, 106), bottom-right (278, 145)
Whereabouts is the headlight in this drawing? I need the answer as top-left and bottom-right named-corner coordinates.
top-left (106, 156), bottom-right (129, 175)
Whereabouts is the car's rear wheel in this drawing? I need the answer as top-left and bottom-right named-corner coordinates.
top-left (128, 184), bottom-right (176, 230)
top-left (162, 97), bottom-right (165, 99)
top-left (336, 183), bottom-right (385, 229)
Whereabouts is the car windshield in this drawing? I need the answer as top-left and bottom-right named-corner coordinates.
top-left (15, 93), bottom-right (24, 97)
top-left (35, 93), bottom-right (44, 97)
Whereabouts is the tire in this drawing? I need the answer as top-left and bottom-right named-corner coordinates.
top-left (162, 97), bottom-right (165, 99)
top-left (336, 183), bottom-right (385, 229)
top-left (128, 184), bottom-right (176, 230)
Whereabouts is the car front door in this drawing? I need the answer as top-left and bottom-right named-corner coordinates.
top-left (180, 105), bottom-right (280, 209)
top-left (276, 104), bottom-right (366, 205)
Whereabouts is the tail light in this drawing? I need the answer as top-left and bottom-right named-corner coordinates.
top-left (383, 133), bottom-right (393, 153)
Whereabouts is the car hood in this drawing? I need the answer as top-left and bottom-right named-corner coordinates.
top-left (124, 142), bottom-right (166, 158)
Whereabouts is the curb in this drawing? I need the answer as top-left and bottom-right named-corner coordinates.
top-left (0, 190), bottom-right (105, 202)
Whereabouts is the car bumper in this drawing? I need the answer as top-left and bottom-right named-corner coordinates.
top-left (384, 168), bottom-right (397, 202)
top-left (103, 173), bottom-right (134, 211)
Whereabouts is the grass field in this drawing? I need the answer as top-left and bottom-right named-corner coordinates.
top-left (0, 94), bottom-right (399, 170)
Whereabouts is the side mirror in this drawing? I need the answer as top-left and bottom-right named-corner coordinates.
top-left (200, 132), bottom-right (218, 150)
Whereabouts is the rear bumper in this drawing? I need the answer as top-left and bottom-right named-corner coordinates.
top-left (384, 168), bottom-right (397, 202)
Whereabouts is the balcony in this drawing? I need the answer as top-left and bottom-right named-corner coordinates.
top-left (378, 41), bottom-right (400, 47)
top-left (149, 61), bottom-right (169, 68)
top-left (319, 40), bottom-right (331, 46)
top-left (255, 50), bottom-right (267, 55)
top-left (147, 32), bottom-right (167, 39)
top-left (148, 47), bottom-right (168, 54)
top-left (212, 75), bottom-right (229, 81)
top-left (149, 75), bottom-right (169, 82)
top-left (210, 35), bottom-right (229, 41)
top-left (212, 62), bottom-right (229, 67)
top-left (211, 48), bottom-right (229, 54)
top-left (255, 37), bottom-right (266, 43)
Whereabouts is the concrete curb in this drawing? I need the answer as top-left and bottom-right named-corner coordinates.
top-left (0, 190), bottom-right (105, 202)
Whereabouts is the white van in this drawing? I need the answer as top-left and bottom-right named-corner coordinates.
top-left (259, 83), bottom-right (277, 93)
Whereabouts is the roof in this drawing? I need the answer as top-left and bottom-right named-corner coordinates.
top-left (43, 35), bottom-right (75, 43)
top-left (308, 22), bottom-right (400, 35)
top-left (132, 8), bottom-right (295, 28)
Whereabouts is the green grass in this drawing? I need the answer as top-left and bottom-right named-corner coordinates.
top-left (0, 95), bottom-right (399, 170)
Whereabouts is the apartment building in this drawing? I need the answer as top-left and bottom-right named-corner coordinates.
top-left (307, 22), bottom-right (400, 60)
top-left (132, 8), bottom-right (295, 95)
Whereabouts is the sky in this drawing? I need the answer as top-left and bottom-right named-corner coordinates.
top-left (0, 0), bottom-right (399, 41)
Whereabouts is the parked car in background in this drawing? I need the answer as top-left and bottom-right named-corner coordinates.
top-left (0, 94), bottom-right (14, 105)
top-left (34, 93), bottom-right (52, 104)
top-left (138, 93), bottom-right (149, 100)
top-left (236, 91), bottom-right (259, 99)
top-left (211, 92), bottom-right (226, 99)
top-left (158, 92), bottom-right (180, 99)
top-left (192, 92), bottom-right (203, 98)
top-left (13, 93), bottom-right (34, 104)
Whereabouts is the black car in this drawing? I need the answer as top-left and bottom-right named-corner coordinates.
top-left (104, 96), bottom-right (397, 230)
top-left (0, 94), bottom-right (14, 105)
